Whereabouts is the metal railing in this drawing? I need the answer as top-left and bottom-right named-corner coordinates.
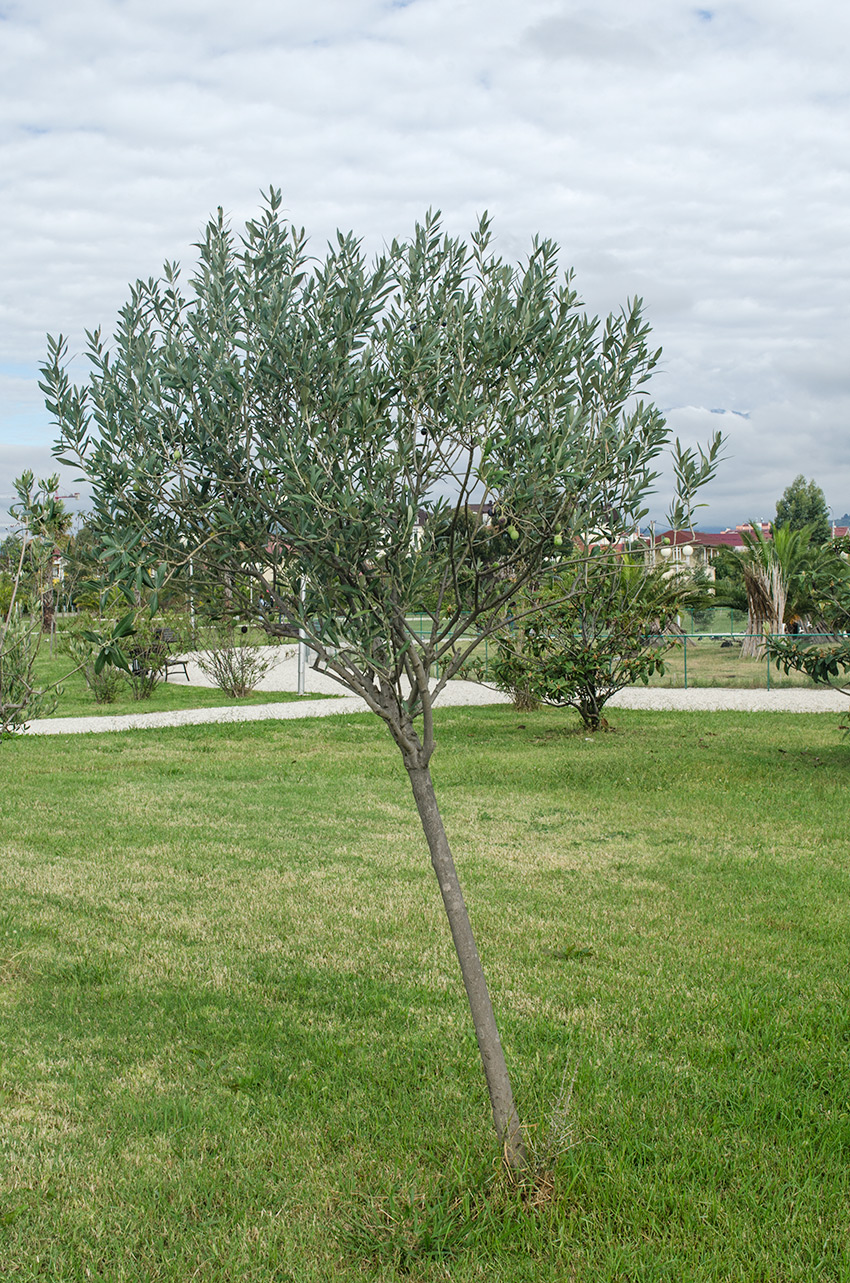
top-left (649, 633), bottom-right (845, 691)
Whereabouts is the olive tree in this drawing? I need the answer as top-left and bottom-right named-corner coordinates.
top-left (45, 192), bottom-right (679, 1167)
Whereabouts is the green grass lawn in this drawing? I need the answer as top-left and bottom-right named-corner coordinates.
top-left (29, 651), bottom-right (335, 719)
top-left (1, 706), bottom-right (848, 1281)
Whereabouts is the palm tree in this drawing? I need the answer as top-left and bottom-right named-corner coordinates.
top-left (738, 523), bottom-right (814, 658)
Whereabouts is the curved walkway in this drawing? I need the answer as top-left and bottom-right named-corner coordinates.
top-left (20, 650), bottom-right (848, 737)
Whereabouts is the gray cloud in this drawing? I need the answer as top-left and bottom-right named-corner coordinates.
top-left (653, 401), bottom-right (850, 529)
top-left (1, 0), bottom-right (848, 528)
top-left (0, 441), bottom-right (90, 535)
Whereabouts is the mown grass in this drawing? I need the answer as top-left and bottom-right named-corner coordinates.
top-left (1, 706), bottom-right (848, 1281)
top-left (29, 650), bottom-right (333, 719)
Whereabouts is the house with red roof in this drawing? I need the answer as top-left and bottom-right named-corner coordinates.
top-left (646, 528), bottom-right (749, 580)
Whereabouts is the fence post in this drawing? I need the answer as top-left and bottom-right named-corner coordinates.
top-left (766, 638), bottom-right (770, 691)
top-left (683, 634), bottom-right (688, 689)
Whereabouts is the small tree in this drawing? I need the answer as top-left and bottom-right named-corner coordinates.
top-left (775, 475), bottom-right (831, 545)
top-left (737, 523), bottom-right (821, 657)
top-left (47, 194), bottom-right (700, 1166)
top-left (0, 474), bottom-right (67, 733)
top-left (196, 621), bottom-right (274, 698)
top-left (490, 552), bottom-right (696, 730)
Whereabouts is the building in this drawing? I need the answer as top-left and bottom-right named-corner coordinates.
top-left (646, 528), bottom-right (749, 580)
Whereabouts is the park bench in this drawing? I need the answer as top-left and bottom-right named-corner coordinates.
top-left (128, 628), bottom-right (190, 682)
top-left (157, 628), bottom-right (190, 681)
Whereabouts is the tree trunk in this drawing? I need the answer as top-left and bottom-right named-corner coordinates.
top-left (512, 684), bottom-right (540, 712)
top-left (406, 763), bottom-right (526, 1169)
top-left (741, 609), bottom-right (769, 659)
top-left (577, 685), bottom-right (604, 731)
top-left (742, 563), bottom-right (786, 659)
top-left (41, 588), bottom-right (55, 636)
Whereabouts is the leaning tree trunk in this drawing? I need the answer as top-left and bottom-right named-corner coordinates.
top-left (313, 647), bottom-right (527, 1168)
top-left (406, 762), bottom-right (526, 1169)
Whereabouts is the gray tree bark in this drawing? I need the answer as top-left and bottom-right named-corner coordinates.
top-left (406, 761), bottom-right (526, 1169)
top-left (299, 651), bottom-right (527, 1167)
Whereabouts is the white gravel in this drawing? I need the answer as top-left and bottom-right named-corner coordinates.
top-left (22, 652), bottom-right (511, 737)
top-left (18, 649), bottom-right (847, 736)
top-left (606, 686), bottom-right (848, 713)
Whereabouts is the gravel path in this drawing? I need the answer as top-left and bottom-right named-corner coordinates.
top-left (19, 650), bottom-right (847, 736)
top-left (606, 686), bottom-right (848, 713)
top-left (23, 653), bottom-right (511, 737)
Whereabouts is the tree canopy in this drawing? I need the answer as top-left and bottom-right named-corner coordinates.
top-left (45, 192), bottom-right (711, 1166)
top-left (770, 533), bottom-right (850, 700)
top-left (775, 475), bottom-right (831, 544)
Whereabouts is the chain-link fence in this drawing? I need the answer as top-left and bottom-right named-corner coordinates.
top-left (405, 614), bottom-right (843, 690)
top-left (639, 634), bottom-right (835, 690)
top-left (677, 607), bottom-right (750, 635)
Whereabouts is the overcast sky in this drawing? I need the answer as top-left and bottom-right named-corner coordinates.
top-left (1, 0), bottom-right (848, 531)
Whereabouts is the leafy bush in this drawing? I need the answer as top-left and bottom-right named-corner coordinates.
top-left (60, 616), bottom-right (124, 704)
top-left (1, 474), bottom-right (68, 734)
top-left (0, 571), bottom-right (14, 619)
top-left (1, 609), bottom-right (58, 732)
top-left (62, 610), bottom-right (191, 702)
top-left (196, 622), bottom-right (275, 697)
top-left (123, 613), bottom-right (191, 700)
top-left (490, 553), bottom-right (692, 730)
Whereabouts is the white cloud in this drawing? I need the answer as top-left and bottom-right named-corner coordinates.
top-left (1, 0), bottom-right (848, 528)
top-left (654, 400), bottom-right (850, 528)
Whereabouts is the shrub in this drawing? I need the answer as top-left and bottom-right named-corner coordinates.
top-left (60, 617), bottom-right (124, 704)
top-left (490, 554), bottom-right (691, 731)
top-left (122, 613), bottom-right (191, 700)
top-left (196, 622), bottom-right (274, 698)
top-left (1, 610), bottom-right (58, 732)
